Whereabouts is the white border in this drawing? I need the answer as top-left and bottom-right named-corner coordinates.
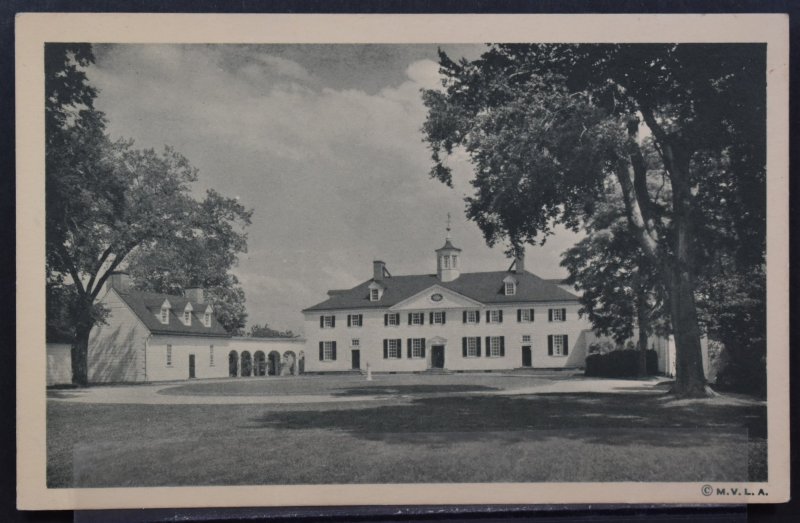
top-left (16, 13), bottom-right (790, 510)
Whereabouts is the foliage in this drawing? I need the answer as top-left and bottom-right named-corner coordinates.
top-left (422, 44), bottom-right (766, 396)
top-left (247, 323), bottom-right (297, 339)
top-left (585, 349), bottom-right (658, 378)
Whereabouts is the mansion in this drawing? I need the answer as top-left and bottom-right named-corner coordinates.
top-left (303, 234), bottom-right (598, 373)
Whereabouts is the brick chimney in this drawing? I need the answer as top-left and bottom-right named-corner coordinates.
top-left (185, 287), bottom-right (205, 304)
top-left (373, 260), bottom-right (388, 282)
top-left (109, 271), bottom-right (131, 293)
top-left (514, 251), bottom-right (525, 273)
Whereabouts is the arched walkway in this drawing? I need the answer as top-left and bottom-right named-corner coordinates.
top-left (268, 351), bottom-right (281, 376)
top-left (282, 351), bottom-right (297, 376)
top-left (228, 350), bottom-right (239, 377)
top-left (240, 351), bottom-right (252, 377)
top-left (254, 351), bottom-right (266, 377)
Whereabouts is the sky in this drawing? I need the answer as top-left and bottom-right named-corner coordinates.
top-left (87, 44), bottom-right (582, 334)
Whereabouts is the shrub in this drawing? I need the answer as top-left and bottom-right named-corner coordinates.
top-left (585, 349), bottom-right (658, 378)
top-left (587, 340), bottom-right (617, 355)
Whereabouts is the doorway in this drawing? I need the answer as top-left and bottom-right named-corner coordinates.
top-left (522, 346), bottom-right (532, 367)
top-left (351, 350), bottom-right (361, 370)
top-left (188, 354), bottom-right (196, 378)
top-left (431, 345), bottom-right (445, 369)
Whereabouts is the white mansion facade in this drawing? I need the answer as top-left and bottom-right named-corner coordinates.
top-left (303, 235), bottom-right (595, 373)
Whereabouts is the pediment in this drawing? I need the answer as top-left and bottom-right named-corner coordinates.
top-left (390, 284), bottom-right (482, 311)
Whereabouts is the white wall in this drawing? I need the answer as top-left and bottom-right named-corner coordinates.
top-left (146, 335), bottom-right (231, 381)
top-left (304, 302), bottom-right (591, 373)
top-left (47, 343), bottom-right (72, 386)
top-left (88, 289), bottom-right (148, 383)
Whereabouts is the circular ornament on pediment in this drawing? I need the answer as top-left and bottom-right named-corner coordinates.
top-left (430, 293), bottom-right (443, 302)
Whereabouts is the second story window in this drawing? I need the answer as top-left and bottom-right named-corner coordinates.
top-left (384, 313), bottom-right (400, 326)
top-left (518, 308), bottom-right (534, 323)
top-left (486, 309), bottom-right (503, 324)
top-left (409, 312), bottom-right (425, 326)
top-left (463, 310), bottom-right (479, 324)
top-left (549, 308), bottom-right (566, 322)
top-left (320, 315), bottom-right (336, 328)
top-left (209, 345), bottom-right (215, 366)
top-left (430, 311), bottom-right (446, 325)
top-left (166, 344), bottom-right (172, 366)
top-left (351, 338), bottom-right (360, 347)
top-left (347, 314), bottom-right (363, 327)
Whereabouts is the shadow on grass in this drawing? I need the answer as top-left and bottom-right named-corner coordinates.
top-left (331, 384), bottom-right (500, 396)
top-left (247, 392), bottom-right (766, 445)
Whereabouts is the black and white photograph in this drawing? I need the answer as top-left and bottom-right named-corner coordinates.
top-left (16, 13), bottom-right (789, 510)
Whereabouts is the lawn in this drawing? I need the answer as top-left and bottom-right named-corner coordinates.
top-left (47, 376), bottom-right (766, 487)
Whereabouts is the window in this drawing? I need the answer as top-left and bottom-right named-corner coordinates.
top-left (466, 337), bottom-right (478, 357)
top-left (464, 310), bottom-right (479, 324)
top-left (160, 308), bottom-right (169, 324)
top-left (203, 312), bottom-right (211, 327)
top-left (321, 341), bottom-right (336, 361)
top-left (184, 310), bottom-right (192, 325)
top-left (348, 314), bottom-right (363, 327)
top-left (505, 282), bottom-right (516, 296)
top-left (351, 338), bottom-right (360, 347)
top-left (166, 344), bottom-right (172, 366)
top-left (443, 255), bottom-right (450, 268)
top-left (370, 288), bottom-right (380, 301)
top-left (384, 339), bottom-right (401, 359)
top-left (431, 311), bottom-right (445, 325)
top-left (489, 336), bottom-right (503, 357)
top-left (548, 335), bottom-right (569, 356)
top-left (320, 315), bottom-right (335, 328)
top-left (522, 334), bottom-right (532, 344)
top-left (487, 309), bottom-right (503, 324)
top-left (518, 308), bottom-right (534, 323)
top-left (409, 312), bottom-right (424, 326)
top-left (209, 345), bottom-right (215, 366)
top-left (411, 338), bottom-right (424, 358)
top-left (549, 308), bottom-right (566, 322)
top-left (385, 313), bottom-right (400, 326)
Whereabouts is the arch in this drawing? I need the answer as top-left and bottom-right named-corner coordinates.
top-left (240, 350), bottom-right (252, 377)
top-left (298, 351), bottom-right (305, 374)
top-left (254, 351), bottom-right (267, 377)
top-left (282, 350), bottom-right (297, 376)
top-left (228, 350), bottom-right (239, 377)
top-left (268, 351), bottom-right (281, 376)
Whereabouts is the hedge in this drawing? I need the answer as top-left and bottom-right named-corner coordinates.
top-left (585, 349), bottom-right (658, 378)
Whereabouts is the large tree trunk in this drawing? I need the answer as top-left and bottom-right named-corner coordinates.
top-left (666, 265), bottom-right (707, 396)
top-left (71, 324), bottom-right (91, 387)
top-left (633, 270), bottom-right (649, 377)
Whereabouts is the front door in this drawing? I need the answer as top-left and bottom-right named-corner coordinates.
top-left (431, 345), bottom-right (445, 369)
top-left (351, 350), bottom-right (361, 370)
top-left (522, 346), bottom-right (532, 367)
top-left (188, 354), bottom-right (196, 378)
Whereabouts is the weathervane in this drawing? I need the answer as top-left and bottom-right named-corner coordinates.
top-left (446, 212), bottom-right (452, 238)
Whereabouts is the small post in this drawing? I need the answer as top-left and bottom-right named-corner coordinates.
top-left (366, 362), bottom-right (373, 381)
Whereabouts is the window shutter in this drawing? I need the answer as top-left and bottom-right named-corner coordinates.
top-left (530, 309), bottom-right (535, 321)
top-left (500, 336), bottom-right (505, 357)
top-left (319, 341), bottom-right (324, 360)
top-left (548, 309), bottom-right (553, 322)
top-left (359, 314), bottom-right (363, 325)
top-left (408, 313), bottom-right (412, 325)
top-left (499, 310), bottom-right (503, 323)
top-left (331, 316), bottom-right (335, 328)
top-left (332, 341), bottom-right (337, 360)
top-left (420, 313), bottom-right (424, 325)
top-left (429, 312), bottom-right (433, 324)
top-left (548, 335), bottom-right (553, 356)
top-left (396, 339), bottom-right (402, 358)
top-left (486, 310), bottom-right (490, 323)
top-left (463, 311), bottom-right (467, 323)
top-left (485, 336), bottom-right (491, 357)
top-left (462, 337), bottom-right (467, 357)
top-left (442, 312), bottom-right (446, 325)
top-left (347, 315), bottom-right (351, 327)
top-left (562, 308), bottom-right (567, 320)
top-left (407, 338), bottom-right (412, 358)
top-left (384, 314), bottom-right (388, 326)
top-left (421, 339), bottom-right (426, 358)
top-left (383, 339), bottom-right (388, 359)
top-left (563, 335), bottom-right (569, 356)
top-left (320, 316), bottom-right (324, 328)
top-left (476, 311), bottom-right (480, 323)
top-left (476, 336), bottom-right (482, 357)
top-left (517, 309), bottom-right (521, 322)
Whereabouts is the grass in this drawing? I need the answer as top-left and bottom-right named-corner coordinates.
top-left (47, 375), bottom-right (766, 487)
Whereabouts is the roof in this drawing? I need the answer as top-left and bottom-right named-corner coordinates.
top-left (303, 270), bottom-right (579, 312)
top-left (114, 289), bottom-right (231, 338)
top-left (436, 238), bottom-right (461, 251)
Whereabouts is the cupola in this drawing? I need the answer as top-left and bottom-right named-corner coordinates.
top-left (435, 214), bottom-right (462, 283)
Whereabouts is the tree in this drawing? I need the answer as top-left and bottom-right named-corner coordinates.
top-left (125, 189), bottom-right (253, 334)
top-left (45, 44), bottom-right (253, 385)
top-left (247, 323), bottom-right (296, 339)
top-left (561, 182), bottom-right (668, 376)
top-left (422, 44), bottom-right (766, 396)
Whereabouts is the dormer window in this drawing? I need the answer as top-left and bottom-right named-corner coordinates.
top-left (203, 305), bottom-right (213, 327)
top-left (370, 288), bottom-right (379, 301)
top-left (182, 302), bottom-right (194, 326)
top-left (159, 299), bottom-right (172, 325)
top-left (505, 282), bottom-right (516, 295)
